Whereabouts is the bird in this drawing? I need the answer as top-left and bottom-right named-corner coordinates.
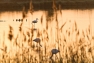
top-left (32, 18), bottom-right (38, 27)
top-left (32, 18), bottom-right (38, 23)
top-left (33, 38), bottom-right (42, 47)
top-left (50, 49), bottom-right (60, 59)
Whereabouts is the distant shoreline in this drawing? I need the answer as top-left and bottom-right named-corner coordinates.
top-left (0, 1), bottom-right (94, 11)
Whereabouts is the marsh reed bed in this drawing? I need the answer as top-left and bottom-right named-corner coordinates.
top-left (0, 0), bottom-right (94, 63)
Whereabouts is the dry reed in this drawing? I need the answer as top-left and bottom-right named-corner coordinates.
top-left (0, 1), bottom-right (94, 63)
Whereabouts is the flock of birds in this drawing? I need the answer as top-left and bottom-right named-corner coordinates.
top-left (32, 18), bottom-right (60, 59)
top-left (22, 1), bottom-right (60, 59)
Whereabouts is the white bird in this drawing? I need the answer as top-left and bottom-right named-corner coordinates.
top-left (32, 18), bottom-right (38, 23)
top-left (50, 49), bottom-right (60, 59)
top-left (33, 38), bottom-right (42, 47)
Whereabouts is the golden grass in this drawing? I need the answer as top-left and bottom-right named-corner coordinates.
top-left (0, 1), bottom-right (94, 63)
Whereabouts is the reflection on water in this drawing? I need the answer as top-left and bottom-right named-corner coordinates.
top-left (0, 9), bottom-right (94, 62)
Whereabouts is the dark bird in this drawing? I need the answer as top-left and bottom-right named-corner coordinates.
top-left (32, 18), bottom-right (38, 23)
top-left (33, 38), bottom-right (42, 47)
top-left (32, 18), bottom-right (38, 27)
top-left (50, 49), bottom-right (60, 59)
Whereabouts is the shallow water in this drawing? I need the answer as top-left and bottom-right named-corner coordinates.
top-left (0, 9), bottom-right (94, 62)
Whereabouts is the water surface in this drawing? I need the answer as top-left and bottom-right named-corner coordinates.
top-left (0, 9), bottom-right (94, 62)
